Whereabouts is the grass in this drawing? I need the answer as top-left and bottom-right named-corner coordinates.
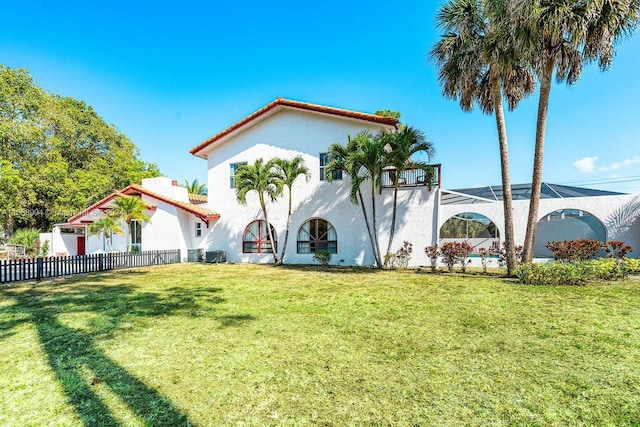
top-left (1, 263), bottom-right (639, 426)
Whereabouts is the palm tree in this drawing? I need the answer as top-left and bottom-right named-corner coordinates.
top-left (274, 156), bottom-right (310, 264)
top-left (235, 158), bottom-right (283, 264)
top-left (183, 179), bottom-right (207, 195)
top-left (110, 195), bottom-right (151, 253)
top-left (514, 0), bottom-right (637, 262)
top-left (380, 126), bottom-right (435, 258)
top-left (326, 132), bottom-right (385, 268)
top-left (325, 139), bottom-right (378, 267)
top-left (88, 216), bottom-right (123, 252)
top-left (430, 0), bottom-right (534, 275)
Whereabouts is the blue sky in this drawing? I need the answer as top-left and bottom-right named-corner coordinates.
top-left (3, 0), bottom-right (639, 193)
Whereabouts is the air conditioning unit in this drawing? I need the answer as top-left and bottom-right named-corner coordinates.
top-left (187, 248), bottom-right (204, 262)
top-left (205, 250), bottom-right (226, 263)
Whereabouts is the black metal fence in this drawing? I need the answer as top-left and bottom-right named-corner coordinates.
top-left (1, 250), bottom-right (181, 284)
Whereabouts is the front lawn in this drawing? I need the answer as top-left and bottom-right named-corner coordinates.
top-left (1, 264), bottom-right (639, 426)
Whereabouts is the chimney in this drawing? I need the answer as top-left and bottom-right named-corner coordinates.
top-left (171, 179), bottom-right (178, 186)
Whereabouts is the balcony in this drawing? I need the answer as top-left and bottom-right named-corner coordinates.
top-left (381, 164), bottom-right (441, 189)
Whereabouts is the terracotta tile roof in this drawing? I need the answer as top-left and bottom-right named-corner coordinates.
top-left (68, 185), bottom-right (220, 225)
top-left (188, 193), bottom-right (208, 205)
top-left (124, 184), bottom-right (220, 224)
top-left (67, 190), bottom-right (157, 224)
top-left (190, 97), bottom-right (399, 158)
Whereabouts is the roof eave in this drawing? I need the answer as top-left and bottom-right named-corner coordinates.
top-left (190, 97), bottom-right (399, 159)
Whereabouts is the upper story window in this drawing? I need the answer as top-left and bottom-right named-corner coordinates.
top-left (319, 153), bottom-right (342, 181)
top-left (230, 162), bottom-right (247, 188)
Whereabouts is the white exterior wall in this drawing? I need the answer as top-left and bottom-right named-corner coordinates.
top-left (200, 109), bottom-right (438, 266)
top-left (141, 197), bottom-right (187, 259)
top-left (438, 193), bottom-right (640, 263)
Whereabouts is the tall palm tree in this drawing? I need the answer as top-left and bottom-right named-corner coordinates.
top-left (235, 158), bottom-right (283, 264)
top-left (88, 216), bottom-right (123, 252)
top-left (430, 0), bottom-right (534, 275)
top-left (326, 139), bottom-right (379, 267)
top-left (514, 0), bottom-right (637, 262)
top-left (274, 156), bottom-right (310, 264)
top-left (380, 126), bottom-right (435, 258)
top-left (326, 132), bottom-right (385, 268)
top-left (183, 179), bottom-right (207, 195)
top-left (110, 195), bottom-right (151, 253)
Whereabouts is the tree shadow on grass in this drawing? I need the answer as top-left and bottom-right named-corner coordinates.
top-left (0, 273), bottom-right (235, 426)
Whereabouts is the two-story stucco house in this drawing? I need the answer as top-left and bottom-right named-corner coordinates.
top-left (45, 98), bottom-right (640, 265)
top-left (190, 97), bottom-right (441, 266)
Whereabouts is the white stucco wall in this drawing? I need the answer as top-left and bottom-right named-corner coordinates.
top-left (438, 193), bottom-right (640, 262)
top-left (198, 108), bottom-right (439, 266)
top-left (141, 197), bottom-right (187, 258)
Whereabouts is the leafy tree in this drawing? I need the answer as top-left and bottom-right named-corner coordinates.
top-left (274, 156), bottom-right (310, 264)
top-left (88, 216), bottom-right (124, 252)
top-left (0, 160), bottom-right (23, 239)
top-left (110, 196), bottom-right (151, 253)
top-left (0, 65), bottom-right (160, 231)
top-left (430, 0), bottom-right (534, 275)
top-left (326, 132), bottom-right (385, 268)
top-left (514, 0), bottom-right (639, 261)
top-left (183, 179), bottom-right (207, 195)
top-left (374, 110), bottom-right (402, 120)
top-left (235, 158), bottom-right (283, 264)
top-left (380, 126), bottom-right (435, 258)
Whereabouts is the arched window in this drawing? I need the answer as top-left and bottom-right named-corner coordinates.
top-left (439, 212), bottom-right (499, 251)
top-left (440, 212), bottom-right (499, 239)
top-left (297, 218), bottom-right (337, 254)
top-left (242, 220), bottom-right (277, 253)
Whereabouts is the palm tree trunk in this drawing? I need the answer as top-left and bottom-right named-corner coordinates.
top-left (370, 181), bottom-right (382, 268)
top-left (358, 190), bottom-right (380, 267)
top-left (279, 190), bottom-right (293, 264)
top-left (385, 177), bottom-right (400, 261)
top-left (260, 195), bottom-right (280, 265)
top-left (491, 78), bottom-right (518, 275)
top-left (522, 61), bottom-right (554, 262)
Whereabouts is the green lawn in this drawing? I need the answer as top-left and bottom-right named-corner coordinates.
top-left (1, 264), bottom-right (639, 426)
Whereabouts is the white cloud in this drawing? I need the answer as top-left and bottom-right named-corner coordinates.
top-left (574, 156), bottom-right (598, 173)
top-left (597, 155), bottom-right (640, 172)
top-left (622, 156), bottom-right (640, 167)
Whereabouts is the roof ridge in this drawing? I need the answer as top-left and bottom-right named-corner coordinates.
top-left (190, 97), bottom-right (398, 158)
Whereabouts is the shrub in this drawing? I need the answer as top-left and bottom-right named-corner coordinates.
top-left (477, 247), bottom-right (492, 273)
top-left (518, 258), bottom-right (634, 286)
top-left (518, 262), bottom-right (591, 286)
top-left (39, 240), bottom-right (50, 258)
top-left (517, 262), bottom-right (549, 285)
top-left (312, 250), bottom-right (332, 266)
top-left (440, 241), bottom-right (473, 273)
top-left (424, 244), bottom-right (439, 272)
top-left (385, 241), bottom-right (413, 269)
top-left (9, 228), bottom-right (41, 257)
top-left (605, 240), bottom-right (633, 259)
top-left (395, 241), bottom-right (412, 269)
top-left (493, 242), bottom-right (523, 268)
top-left (624, 258), bottom-right (640, 274)
top-left (545, 239), bottom-right (605, 261)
